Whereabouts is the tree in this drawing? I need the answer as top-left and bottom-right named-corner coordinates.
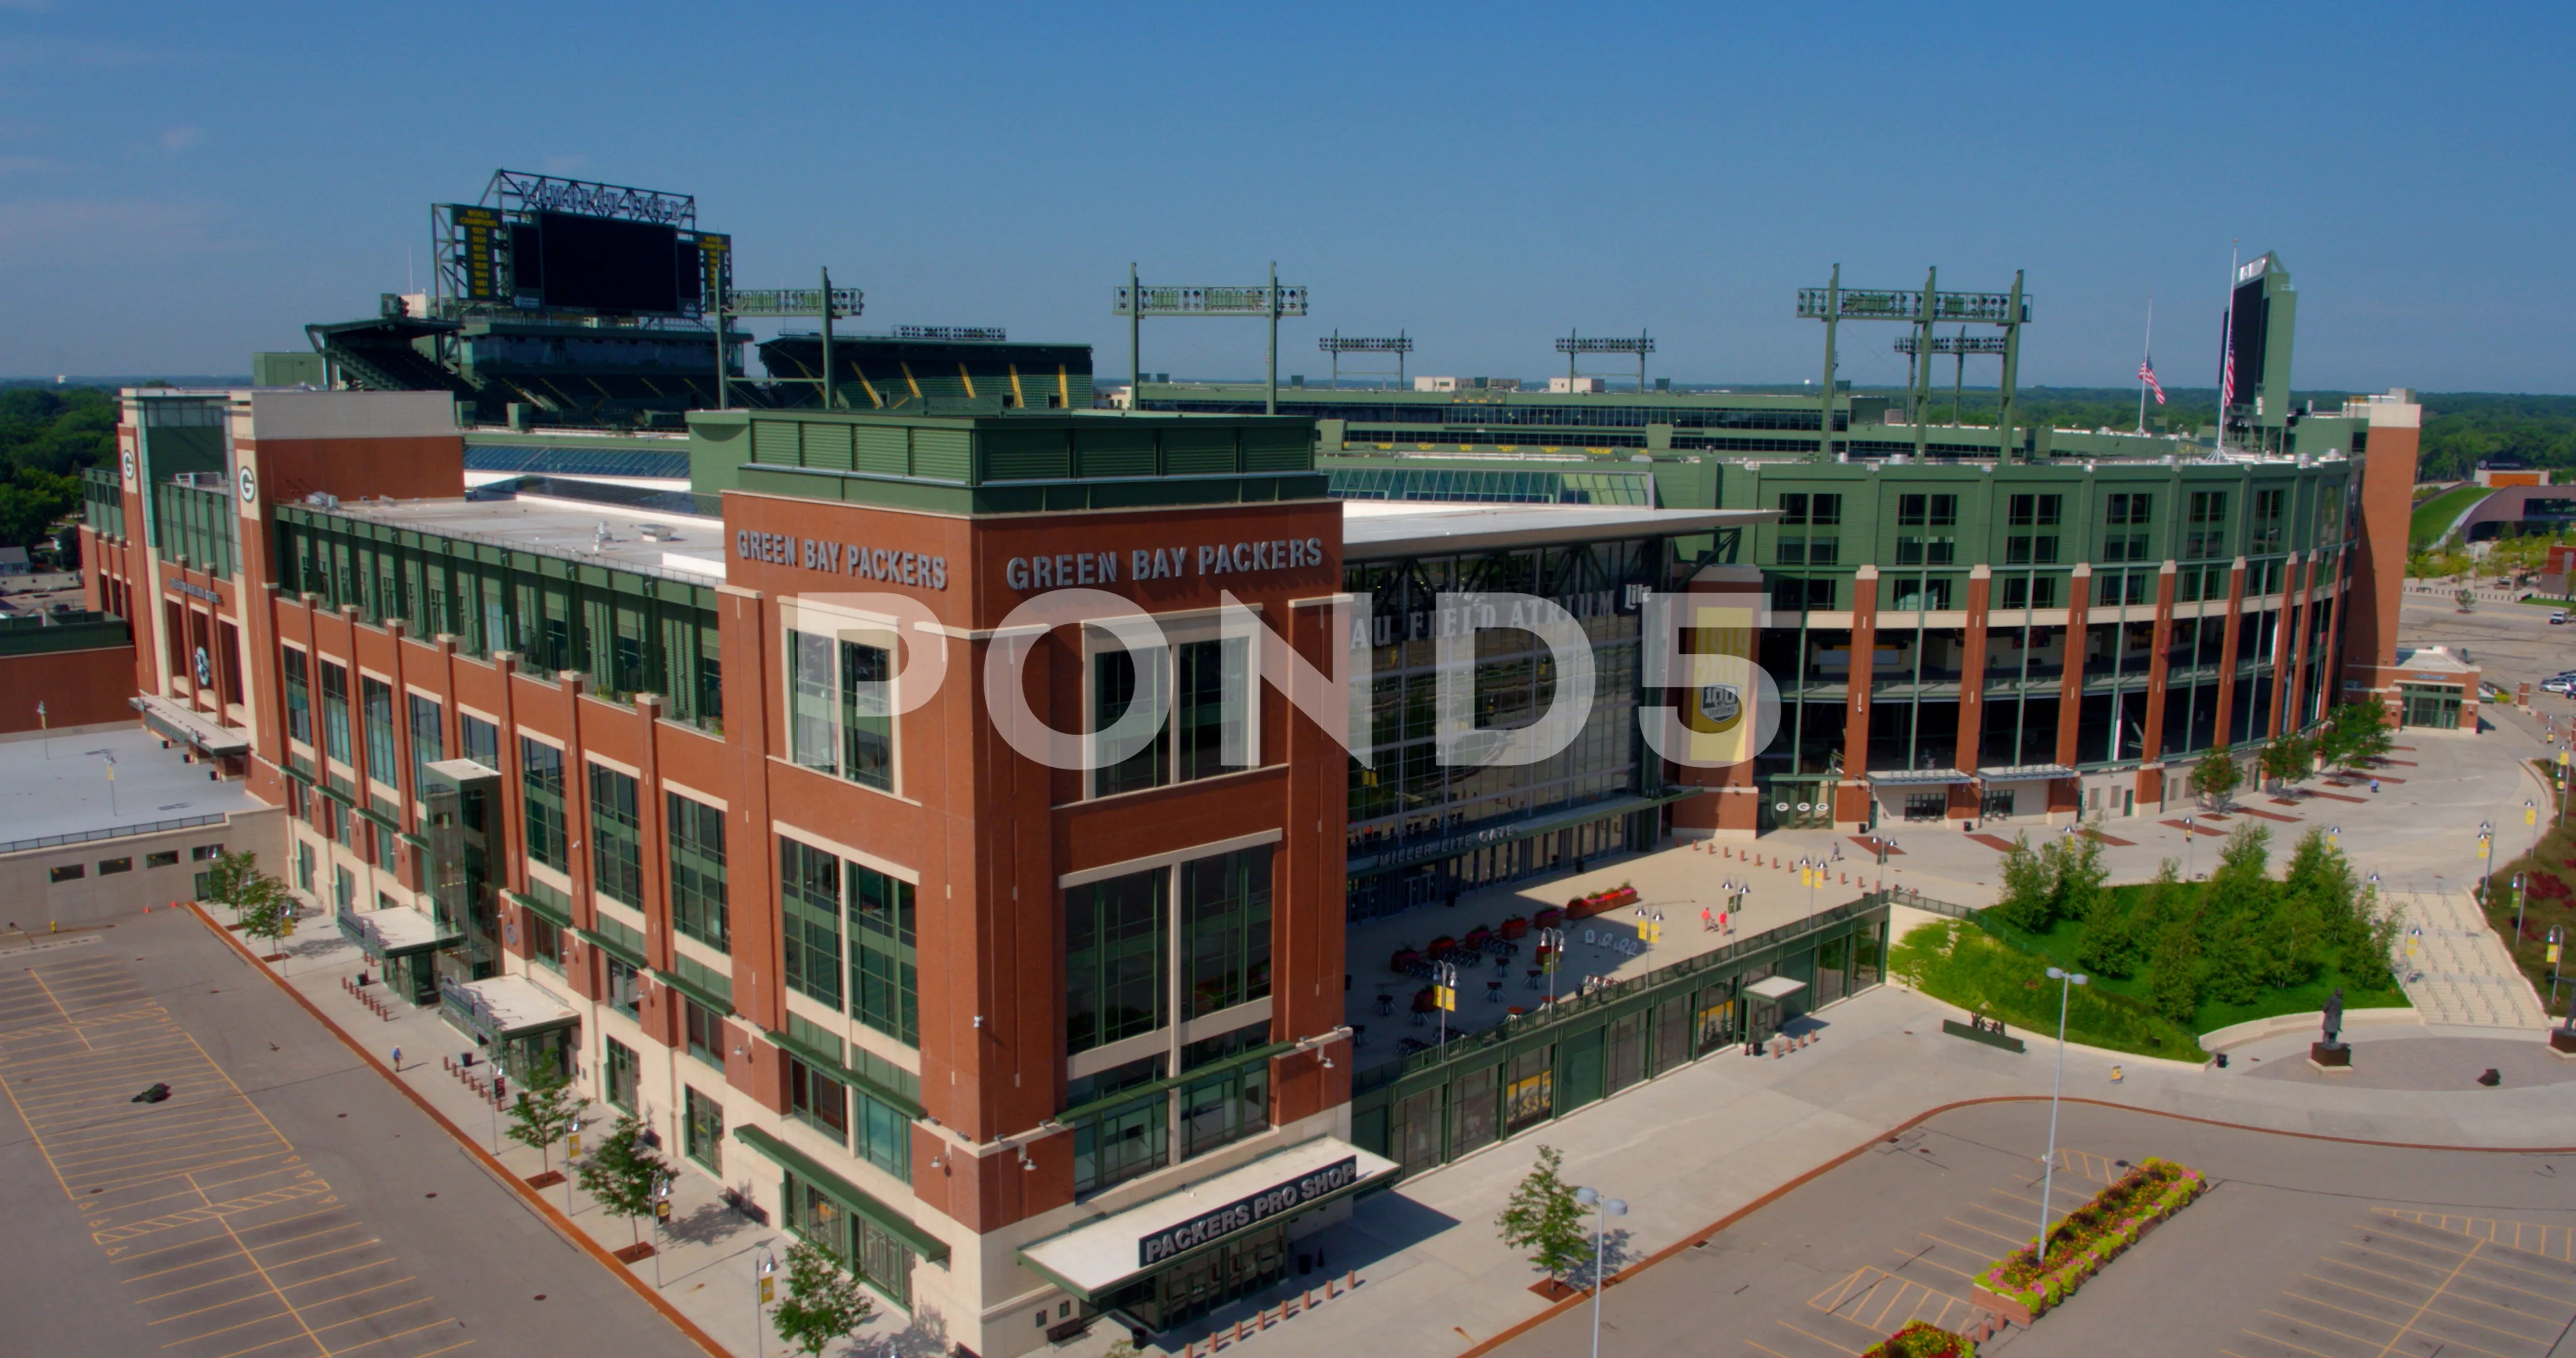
top-left (575, 1113), bottom-right (676, 1246)
top-left (1991, 832), bottom-right (2053, 932)
top-left (2188, 744), bottom-right (2241, 809)
top-left (2144, 915), bottom-right (2203, 1025)
top-left (2260, 734), bottom-right (2311, 790)
top-left (772, 1240), bottom-right (874, 1357)
top-left (505, 1066), bottom-right (582, 1174)
top-left (234, 868), bottom-right (297, 956)
top-left (1495, 1144), bottom-right (1588, 1286)
top-left (2320, 702), bottom-right (2395, 772)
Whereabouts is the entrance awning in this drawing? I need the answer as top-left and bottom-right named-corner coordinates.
top-left (1019, 1138), bottom-right (1399, 1302)
top-left (337, 905), bottom-right (460, 959)
top-left (1976, 764), bottom-right (2074, 783)
top-left (1865, 768), bottom-right (1971, 787)
top-left (438, 974), bottom-right (578, 1042)
top-left (1744, 974), bottom-right (1808, 1002)
top-left (130, 693), bottom-right (249, 757)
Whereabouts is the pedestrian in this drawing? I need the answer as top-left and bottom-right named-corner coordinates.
top-left (1717, 908), bottom-right (1729, 935)
top-left (2370, 778), bottom-right (2380, 794)
top-left (390, 1044), bottom-right (401, 1072)
top-left (1701, 905), bottom-right (1715, 932)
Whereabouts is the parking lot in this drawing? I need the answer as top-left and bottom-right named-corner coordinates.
top-left (0, 910), bottom-right (711, 1358)
top-left (1484, 1100), bottom-right (2576, 1358)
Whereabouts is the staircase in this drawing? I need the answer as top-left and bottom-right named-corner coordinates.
top-left (2382, 888), bottom-right (2551, 1029)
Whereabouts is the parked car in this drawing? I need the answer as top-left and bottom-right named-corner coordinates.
top-left (2544, 676), bottom-right (2576, 695)
top-left (2551, 610), bottom-right (2567, 625)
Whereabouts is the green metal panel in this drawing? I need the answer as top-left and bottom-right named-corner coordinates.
top-left (1073, 426), bottom-right (1156, 478)
top-left (752, 419), bottom-right (801, 466)
top-left (853, 424), bottom-right (908, 475)
top-left (1162, 428), bottom-right (1238, 476)
top-left (909, 428), bottom-right (971, 480)
top-left (979, 428), bottom-right (1072, 481)
top-left (1241, 426), bottom-right (1309, 473)
top-left (801, 421), bottom-right (853, 472)
top-left (1555, 1023), bottom-right (1605, 1113)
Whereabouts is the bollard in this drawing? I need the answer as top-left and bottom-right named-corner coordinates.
top-left (1347, 1269), bottom-right (1358, 1291)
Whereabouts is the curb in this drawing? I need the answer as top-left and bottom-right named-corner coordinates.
top-left (186, 902), bottom-right (734, 1358)
top-left (1452, 1093), bottom-right (2576, 1358)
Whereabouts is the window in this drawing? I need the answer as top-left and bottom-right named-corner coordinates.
top-left (788, 1055), bottom-right (850, 1142)
top-left (1072, 1090), bottom-right (1169, 1196)
top-left (190, 843), bottom-right (223, 862)
top-left (588, 764), bottom-right (641, 905)
top-left (1179, 1054), bottom-right (1270, 1160)
top-left (779, 837), bottom-right (845, 1010)
top-left (282, 646), bottom-right (312, 746)
top-left (519, 739), bottom-right (567, 871)
top-left (605, 956), bottom-right (642, 1020)
top-left (604, 1037), bottom-right (640, 1112)
top-left (1092, 636), bottom-right (1250, 798)
top-left (1776, 492), bottom-right (1841, 526)
top-left (319, 660), bottom-right (352, 765)
top-left (361, 677), bottom-right (396, 785)
top-left (2185, 491), bottom-right (2229, 559)
top-left (370, 816), bottom-right (397, 873)
top-left (1776, 536), bottom-right (1838, 566)
top-left (333, 864), bottom-right (355, 912)
top-left (847, 863), bottom-right (918, 1046)
top-left (2104, 492), bottom-right (2153, 526)
top-left (2005, 533), bottom-right (2058, 566)
top-left (460, 713), bottom-right (499, 768)
top-left (684, 1086), bottom-right (723, 1173)
top-left (787, 630), bottom-right (893, 792)
top-left (684, 998), bottom-right (725, 1068)
top-left (1894, 536), bottom-right (1955, 566)
top-left (408, 695), bottom-right (443, 800)
top-left (1504, 1046), bottom-right (1554, 1133)
top-left (1066, 868), bottom-right (1167, 1054)
top-left (145, 850), bottom-right (179, 869)
top-left (528, 915), bottom-right (564, 971)
top-left (1997, 576), bottom-right (2058, 610)
top-left (669, 793), bottom-right (728, 952)
top-left (2096, 573), bottom-right (2152, 607)
top-left (1769, 578), bottom-right (1834, 613)
top-left (1886, 578), bottom-right (1953, 611)
top-left (2251, 487), bottom-right (2288, 553)
top-left (1896, 493), bottom-right (1957, 527)
top-left (296, 841), bottom-right (315, 892)
top-left (1183, 846), bottom-right (1273, 1018)
top-left (2100, 534), bottom-right (2152, 563)
top-left (2006, 493), bottom-right (2063, 527)
top-left (49, 863), bottom-right (85, 883)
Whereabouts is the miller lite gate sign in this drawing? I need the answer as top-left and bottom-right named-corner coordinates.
top-left (1138, 1156), bottom-right (1358, 1267)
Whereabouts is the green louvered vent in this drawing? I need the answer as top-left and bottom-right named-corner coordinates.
top-left (1162, 429), bottom-right (1238, 476)
top-left (854, 426), bottom-right (908, 476)
top-left (801, 422), bottom-right (854, 471)
top-left (980, 429), bottom-right (1072, 481)
top-left (1242, 427), bottom-right (1313, 472)
top-left (910, 429), bottom-right (972, 481)
top-left (1075, 429), bottom-right (1157, 478)
top-left (752, 419), bottom-right (802, 465)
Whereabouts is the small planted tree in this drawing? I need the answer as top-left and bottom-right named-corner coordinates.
top-left (773, 1240), bottom-right (874, 1357)
top-left (2260, 734), bottom-right (2310, 791)
top-left (235, 868), bottom-right (297, 957)
top-left (200, 848), bottom-right (258, 921)
top-left (1495, 1144), bottom-right (1588, 1288)
top-left (576, 1113), bottom-right (676, 1247)
top-left (505, 1066), bottom-right (582, 1176)
top-left (1991, 832), bottom-right (2053, 932)
top-left (2188, 744), bottom-right (2240, 810)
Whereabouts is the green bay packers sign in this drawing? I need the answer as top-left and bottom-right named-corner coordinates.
top-left (1138, 1156), bottom-right (1358, 1267)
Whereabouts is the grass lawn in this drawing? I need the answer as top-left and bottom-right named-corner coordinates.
top-left (1981, 883), bottom-right (2409, 1034)
top-left (1892, 919), bottom-right (2202, 1059)
top-left (2409, 483), bottom-right (2492, 547)
top-left (2489, 806), bottom-right (2576, 1022)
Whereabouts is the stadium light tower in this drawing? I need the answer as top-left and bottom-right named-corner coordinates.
top-left (1554, 330), bottom-right (1654, 393)
top-left (1115, 263), bottom-right (1308, 414)
top-left (1799, 265), bottom-right (2029, 462)
top-left (1318, 331), bottom-right (1413, 390)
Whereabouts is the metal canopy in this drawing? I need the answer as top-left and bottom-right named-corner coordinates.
top-left (1866, 767), bottom-right (1972, 787)
top-left (1744, 974), bottom-right (1809, 1002)
top-left (1977, 764), bottom-right (2075, 783)
top-left (130, 694), bottom-right (250, 756)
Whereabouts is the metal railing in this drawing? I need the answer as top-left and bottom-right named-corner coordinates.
top-left (0, 812), bottom-right (228, 858)
top-left (1360, 890), bottom-right (1924, 1090)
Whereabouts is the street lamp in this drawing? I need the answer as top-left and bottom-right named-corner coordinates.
top-left (2182, 817), bottom-right (2196, 880)
top-left (2036, 966), bottom-right (2089, 1262)
top-left (753, 1243), bottom-right (777, 1357)
top-left (1572, 1186), bottom-right (1628, 1358)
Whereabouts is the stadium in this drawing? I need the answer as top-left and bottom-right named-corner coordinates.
top-left (52, 170), bottom-right (2442, 1352)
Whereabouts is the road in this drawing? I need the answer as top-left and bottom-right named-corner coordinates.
top-left (0, 909), bottom-right (709, 1358)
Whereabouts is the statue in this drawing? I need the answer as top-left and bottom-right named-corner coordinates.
top-left (2321, 986), bottom-right (2345, 1049)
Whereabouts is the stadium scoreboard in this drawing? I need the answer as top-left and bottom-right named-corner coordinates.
top-left (436, 172), bottom-right (730, 320)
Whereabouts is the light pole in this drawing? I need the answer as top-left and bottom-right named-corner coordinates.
top-left (2182, 817), bottom-right (2196, 880)
top-left (1539, 927), bottom-right (1565, 1000)
top-left (2036, 966), bottom-right (2088, 1262)
top-left (2478, 820), bottom-right (2494, 909)
top-left (1572, 1186), bottom-right (1628, 1358)
top-left (1434, 961), bottom-right (1457, 1054)
top-left (753, 1243), bottom-right (777, 1357)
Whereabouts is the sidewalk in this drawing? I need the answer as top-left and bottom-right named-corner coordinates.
top-left (1080, 980), bottom-right (2576, 1358)
top-left (204, 903), bottom-right (931, 1358)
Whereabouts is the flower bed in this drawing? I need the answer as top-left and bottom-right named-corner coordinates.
top-left (1861, 1321), bottom-right (1977, 1358)
top-left (1565, 884), bottom-right (1641, 920)
top-left (1970, 1157), bottom-right (2206, 1325)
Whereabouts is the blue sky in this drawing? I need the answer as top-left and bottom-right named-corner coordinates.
top-left (3, 2), bottom-right (2567, 392)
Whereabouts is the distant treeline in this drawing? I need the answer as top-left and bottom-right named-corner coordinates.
top-left (0, 386), bottom-right (116, 550)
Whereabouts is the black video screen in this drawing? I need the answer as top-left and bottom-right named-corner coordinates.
top-left (2228, 278), bottom-right (2268, 402)
top-left (534, 211), bottom-right (682, 315)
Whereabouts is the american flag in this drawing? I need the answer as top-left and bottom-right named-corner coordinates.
top-left (2219, 343), bottom-right (2235, 410)
top-left (2138, 356), bottom-right (2167, 405)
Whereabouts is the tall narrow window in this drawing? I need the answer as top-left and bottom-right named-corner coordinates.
top-left (1174, 638), bottom-right (1248, 781)
top-left (780, 837), bottom-right (845, 1009)
top-left (1092, 646), bottom-right (1170, 796)
top-left (588, 763), bottom-right (641, 905)
top-left (282, 647), bottom-right (312, 746)
top-left (319, 660), bottom-right (352, 765)
top-left (407, 694), bottom-right (443, 801)
top-left (361, 677), bottom-right (396, 787)
top-left (789, 631), bottom-right (838, 774)
top-left (787, 629), bottom-right (895, 792)
top-left (847, 862), bottom-right (917, 1047)
top-left (1065, 868), bottom-right (1167, 1054)
top-left (669, 793), bottom-right (728, 951)
top-left (1184, 846), bottom-right (1274, 1018)
top-left (840, 641), bottom-right (892, 790)
top-left (460, 712), bottom-right (499, 768)
top-left (519, 738), bottom-right (567, 871)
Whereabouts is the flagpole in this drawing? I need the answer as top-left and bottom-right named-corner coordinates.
top-left (2136, 299), bottom-right (2153, 433)
top-left (2219, 241), bottom-right (2238, 451)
